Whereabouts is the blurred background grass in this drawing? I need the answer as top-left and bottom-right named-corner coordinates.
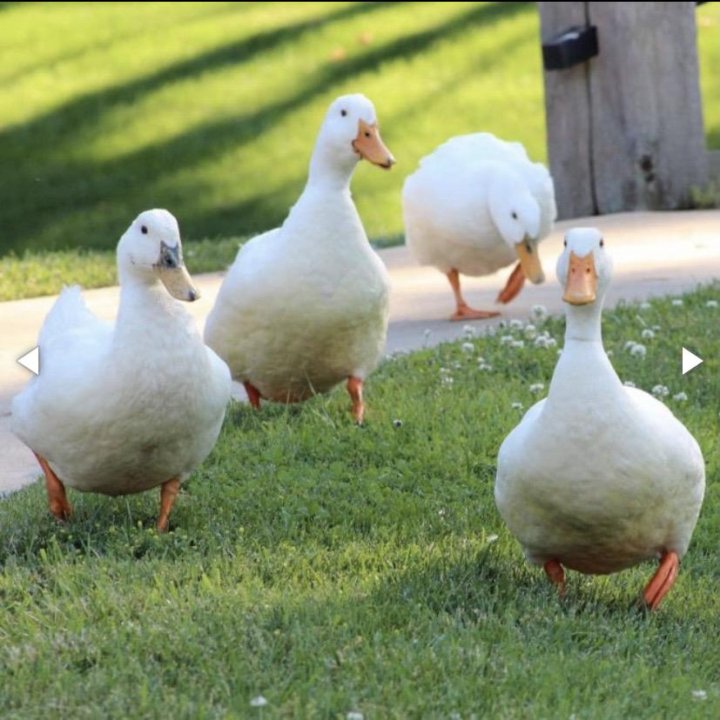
top-left (0, 1), bottom-right (717, 279)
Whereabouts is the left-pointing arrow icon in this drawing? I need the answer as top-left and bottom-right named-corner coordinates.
top-left (17, 346), bottom-right (40, 375)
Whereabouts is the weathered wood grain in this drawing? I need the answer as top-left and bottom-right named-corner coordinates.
top-left (540, 2), bottom-right (708, 218)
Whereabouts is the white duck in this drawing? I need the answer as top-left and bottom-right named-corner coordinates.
top-left (495, 228), bottom-right (704, 610)
top-left (402, 133), bottom-right (556, 320)
top-left (12, 210), bottom-right (232, 531)
top-left (204, 94), bottom-right (394, 423)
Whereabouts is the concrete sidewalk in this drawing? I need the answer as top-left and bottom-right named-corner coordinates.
top-left (2, 210), bottom-right (719, 494)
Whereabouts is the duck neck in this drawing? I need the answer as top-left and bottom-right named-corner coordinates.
top-left (306, 142), bottom-right (358, 193)
top-left (548, 296), bottom-right (623, 405)
top-left (114, 270), bottom-right (178, 342)
top-left (564, 300), bottom-right (603, 345)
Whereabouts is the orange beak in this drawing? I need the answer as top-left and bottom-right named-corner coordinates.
top-left (352, 119), bottom-right (395, 169)
top-left (563, 251), bottom-right (597, 305)
top-left (515, 239), bottom-right (544, 284)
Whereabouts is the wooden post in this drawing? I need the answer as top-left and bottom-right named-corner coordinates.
top-left (539, 2), bottom-right (708, 219)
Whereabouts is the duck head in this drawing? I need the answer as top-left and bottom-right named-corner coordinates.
top-left (117, 209), bottom-right (200, 301)
top-left (313, 94), bottom-right (395, 176)
top-left (488, 169), bottom-right (545, 285)
top-left (557, 227), bottom-right (612, 306)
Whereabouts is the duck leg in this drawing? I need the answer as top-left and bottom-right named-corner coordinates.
top-left (156, 477), bottom-right (181, 532)
top-left (34, 452), bottom-right (72, 520)
top-left (496, 262), bottom-right (526, 304)
top-left (544, 559), bottom-right (566, 597)
top-left (642, 551), bottom-right (679, 610)
top-left (243, 381), bottom-right (262, 409)
top-left (347, 376), bottom-right (365, 424)
top-left (446, 269), bottom-right (500, 321)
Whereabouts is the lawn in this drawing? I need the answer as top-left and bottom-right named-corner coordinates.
top-left (0, 1), bottom-right (718, 301)
top-left (2, 286), bottom-right (719, 718)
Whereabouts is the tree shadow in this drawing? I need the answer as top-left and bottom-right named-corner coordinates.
top-left (707, 126), bottom-right (720, 150)
top-left (0, 1), bottom-right (531, 255)
top-left (0, 2), bottom-right (249, 87)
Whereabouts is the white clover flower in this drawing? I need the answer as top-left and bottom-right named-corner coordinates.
top-left (347, 712), bottom-right (365, 720)
top-left (531, 304), bottom-right (548, 320)
top-left (250, 696), bottom-right (268, 708)
top-left (624, 380), bottom-right (637, 388)
top-left (671, 299), bottom-right (684, 307)
top-left (706, 300), bottom-right (718, 308)
top-left (461, 342), bottom-right (474, 353)
top-left (463, 324), bottom-right (476, 338)
top-left (639, 301), bottom-right (651, 310)
top-left (691, 690), bottom-right (707, 701)
top-left (498, 320), bottom-right (507, 329)
top-left (500, 334), bottom-right (514, 345)
top-left (652, 325), bottom-right (661, 331)
top-left (511, 402), bottom-right (524, 410)
top-left (627, 343), bottom-right (647, 358)
top-left (486, 534), bottom-right (499, 544)
top-left (607, 350), bottom-right (613, 357)
top-left (534, 336), bottom-right (548, 348)
top-left (510, 339), bottom-right (525, 349)
top-left (452, 361), bottom-right (462, 370)
top-left (529, 383), bottom-right (545, 394)
top-left (510, 319), bottom-right (524, 330)
top-left (439, 367), bottom-right (451, 376)
top-left (652, 384), bottom-right (669, 398)
top-left (641, 329), bottom-right (655, 340)
top-left (624, 341), bottom-right (636, 351)
top-left (478, 363), bottom-right (493, 372)
top-left (524, 323), bottom-right (537, 339)
top-left (392, 419), bottom-right (403, 428)
top-left (672, 392), bottom-right (688, 402)
top-left (546, 337), bottom-right (557, 348)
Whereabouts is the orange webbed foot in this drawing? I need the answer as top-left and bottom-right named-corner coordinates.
top-left (446, 269), bottom-right (501, 322)
top-left (496, 262), bottom-right (526, 304)
top-left (450, 305), bottom-right (501, 322)
top-left (34, 452), bottom-right (72, 521)
top-left (544, 559), bottom-right (566, 598)
top-left (156, 477), bottom-right (181, 533)
top-left (347, 376), bottom-right (364, 424)
top-left (243, 381), bottom-right (262, 410)
top-left (643, 551), bottom-right (679, 611)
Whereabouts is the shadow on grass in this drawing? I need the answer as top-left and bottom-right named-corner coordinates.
top-left (707, 125), bottom-right (720, 150)
top-left (0, 1), bottom-right (531, 255)
top-left (0, 3), bottom-right (253, 87)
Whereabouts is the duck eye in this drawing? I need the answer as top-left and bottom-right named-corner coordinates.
top-left (364, 131), bottom-right (370, 138)
top-left (141, 225), bottom-right (148, 235)
top-left (563, 239), bottom-right (567, 247)
top-left (599, 238), bottom-right (604, 248)
top-left (340, 109), bottom-right (347, 117)
top-left (511, 212), bottom-right (518, 220)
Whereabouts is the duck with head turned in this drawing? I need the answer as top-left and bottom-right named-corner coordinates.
top-left (12, 209), bottom-right (232, 531)
top-left (204, 93), bottom-right (395, 423)
top-left (402, 133), bottom-right (556, 321)
top-left (495, 228), bottom-right (705, 610)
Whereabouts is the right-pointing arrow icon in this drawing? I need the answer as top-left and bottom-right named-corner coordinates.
top-left (682, 347), bottom-right (703, 375)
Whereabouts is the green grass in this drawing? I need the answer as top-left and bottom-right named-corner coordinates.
top-left (2, 286), bottom-right (719, 718)
top-left (0, 1), bottom-right (717, 296)
top-left (0, 237), bottom-right (243, 302)
top-left (698, 2), bottom-right (720, 149)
